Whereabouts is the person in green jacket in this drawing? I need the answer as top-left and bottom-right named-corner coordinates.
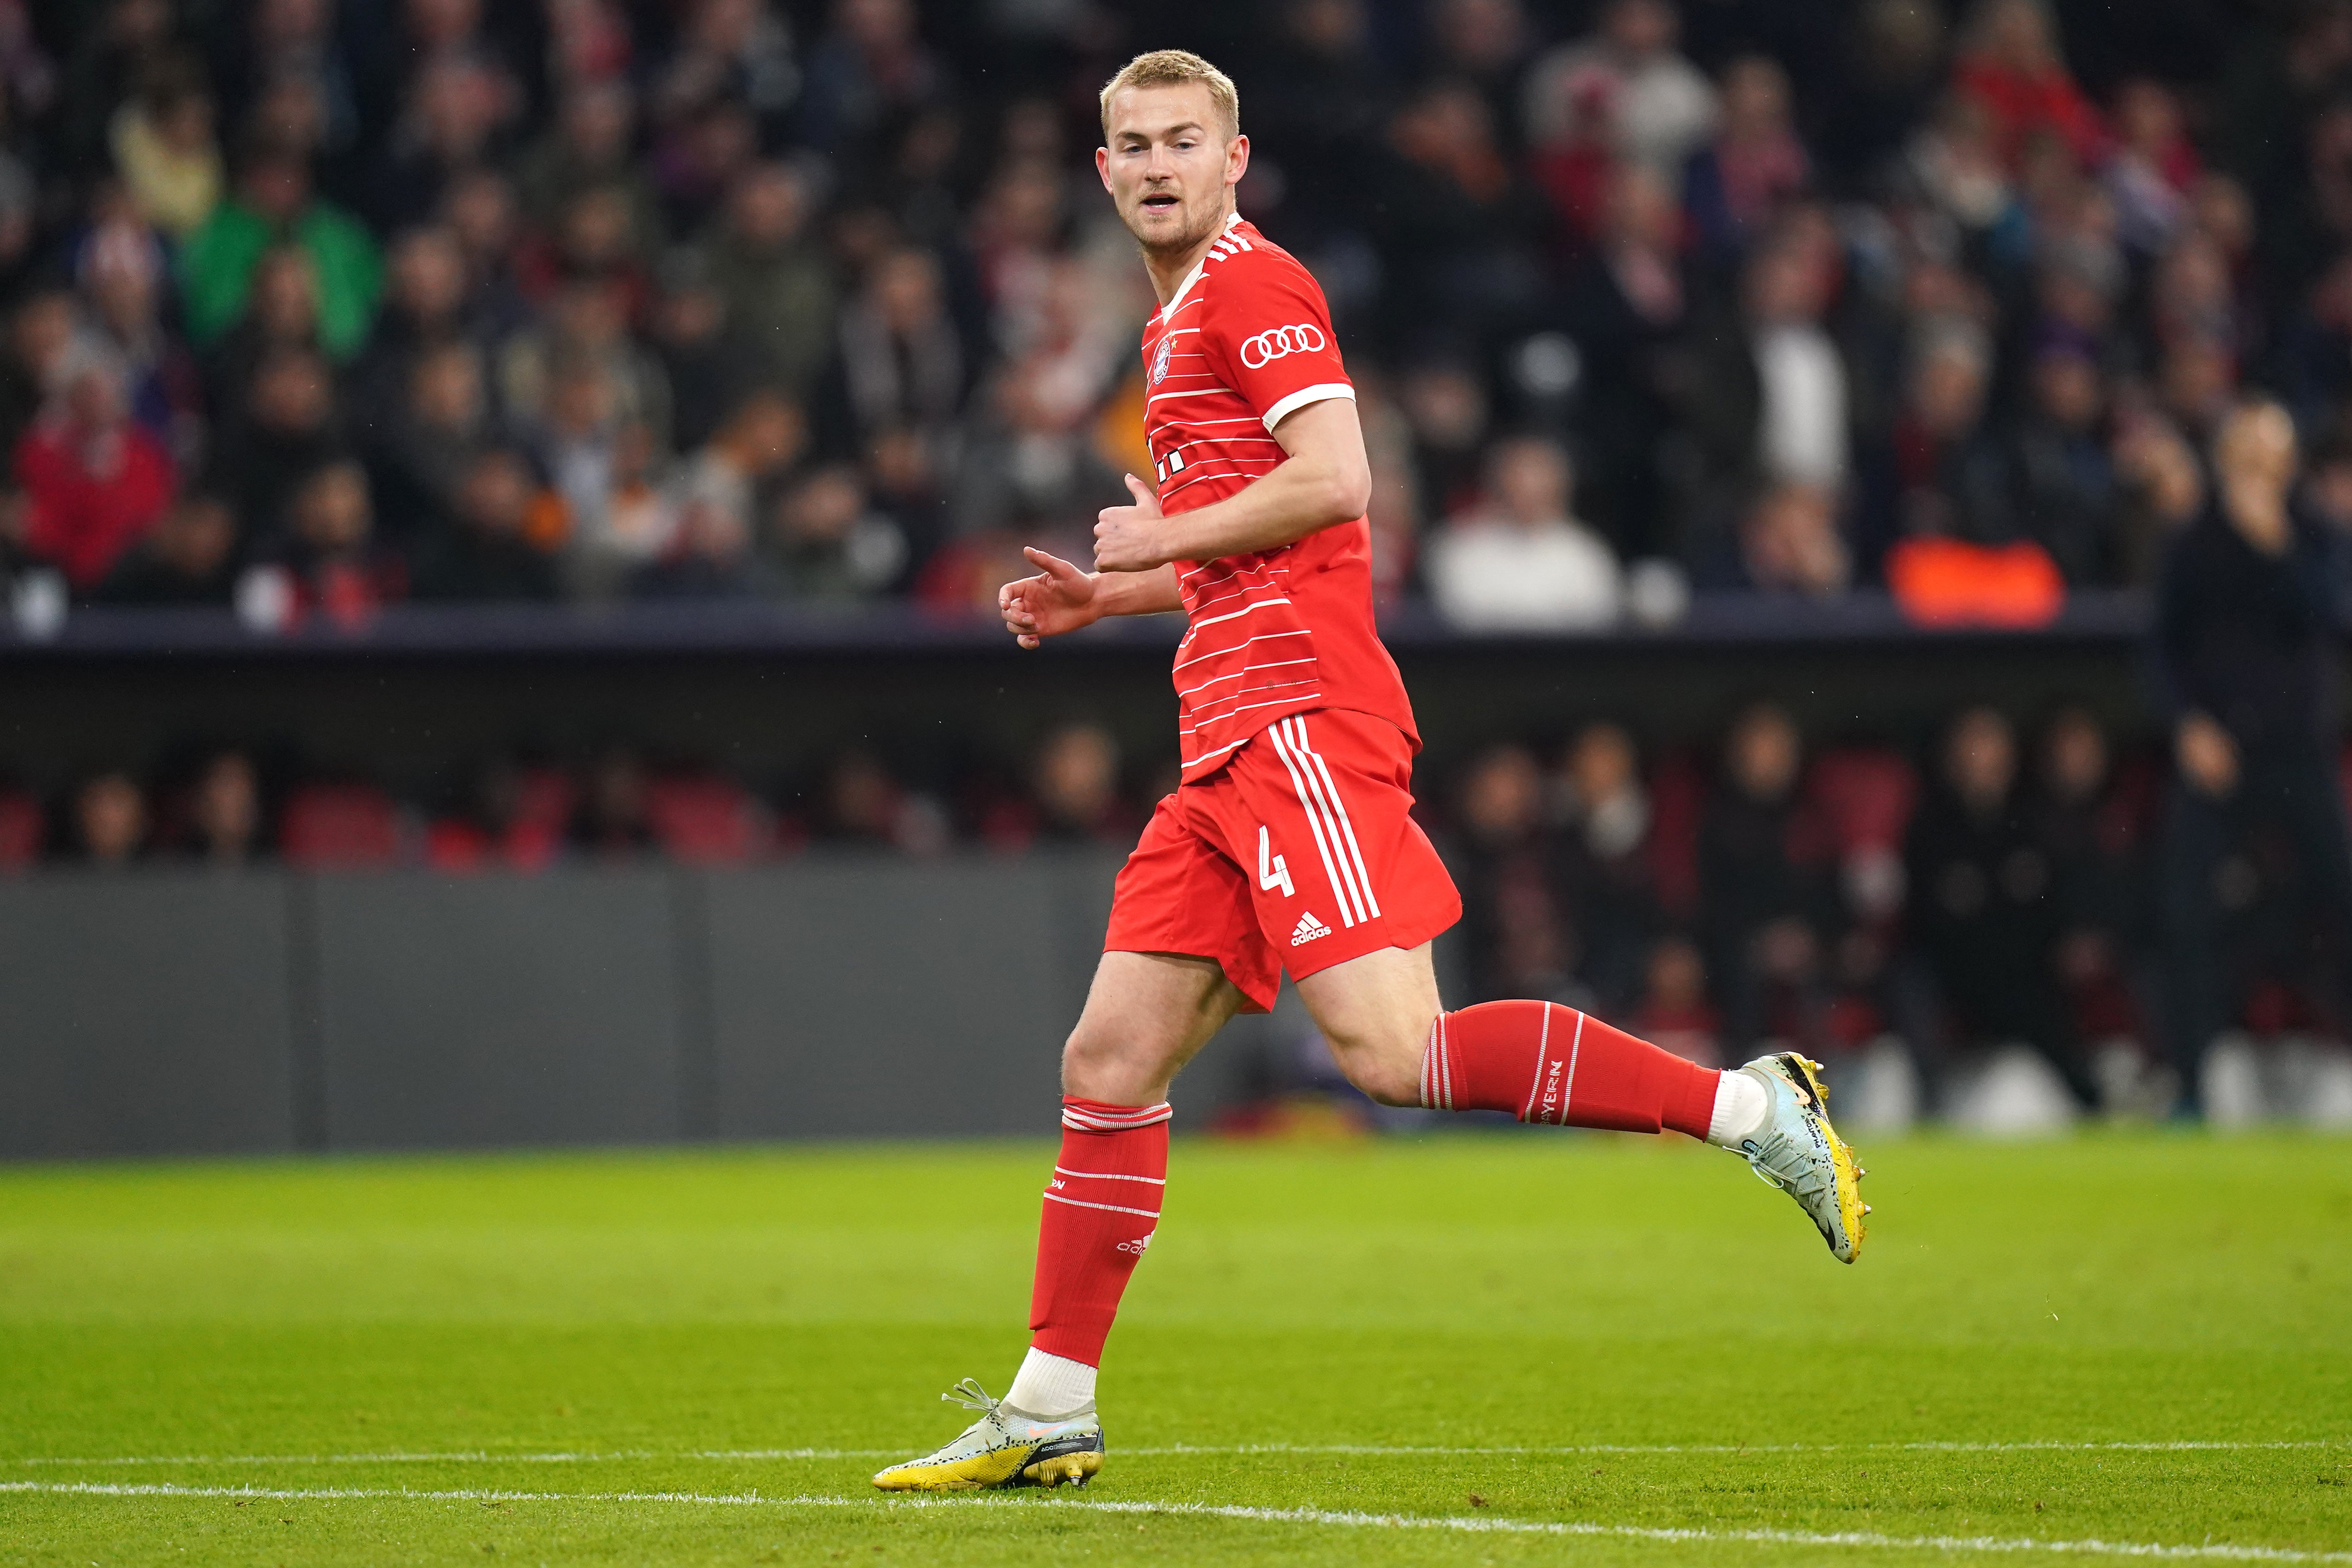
top-left (177, 139), bottom-right (382, 362)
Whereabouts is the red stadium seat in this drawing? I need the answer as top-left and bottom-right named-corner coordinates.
top-left (281, 783), bottom-right (405, 870)
top-left (512, 767), bottom-right (577, 832)
top-left (0, 790), bottom-right (42, 870)
top-left (645, 775), bottom-right (769, 865)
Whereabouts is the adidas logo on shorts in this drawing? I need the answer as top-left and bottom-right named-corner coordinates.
top-left (1290, 910), bottom-right (1332, 947)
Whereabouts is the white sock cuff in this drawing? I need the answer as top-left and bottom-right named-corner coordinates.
top-left (1705, 1068), bottom-right (1770, 1149)
top-left (1006, 1347), bottom-right (1097, 1418)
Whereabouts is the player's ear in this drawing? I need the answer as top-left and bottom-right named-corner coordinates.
top-left (1095, 145), bottom-right (1114, 193)
top-left (1225, 133), bottom-right (1249, 189)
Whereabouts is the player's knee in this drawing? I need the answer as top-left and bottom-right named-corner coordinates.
top-left (1324, 1033), bottom-right (1425, 1108)
top-left (1061, 1023), bottom-right (1160, 1102)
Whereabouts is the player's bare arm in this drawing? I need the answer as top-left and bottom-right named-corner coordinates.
top-left (1093, 397), bottom-right (1372, 572)
top-left (996, 544), bottom-right (1178, 649)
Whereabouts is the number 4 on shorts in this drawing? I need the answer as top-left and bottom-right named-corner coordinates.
top-left (1257, 825), bottom-right (1294, 897)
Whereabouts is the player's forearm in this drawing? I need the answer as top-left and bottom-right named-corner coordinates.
top-left (1150, 454), bottom-right (1369, 564)
top-left (1089, 564), bottom-right (1182, 618)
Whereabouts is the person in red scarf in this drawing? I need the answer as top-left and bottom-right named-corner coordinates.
top-left (14, 351), bottom-right (176, 592)
top-left (1951, 0), bottom-right (2106, 173)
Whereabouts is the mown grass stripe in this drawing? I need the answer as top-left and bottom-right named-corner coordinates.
top-left (12, 1438), bottom-right (2345, 1468)
top-left (6, 1479), bottom-right (2348, 1563)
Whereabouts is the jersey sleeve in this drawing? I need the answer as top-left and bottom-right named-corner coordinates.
top-left (1201, 256), bottom-right (1354, 435)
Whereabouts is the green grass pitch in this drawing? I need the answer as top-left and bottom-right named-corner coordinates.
top-left (2, 1131), bottom-right (2348, 1565)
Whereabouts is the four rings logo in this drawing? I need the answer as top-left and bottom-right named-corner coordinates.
top-left (1239, 323), bottom-right (1327, 368)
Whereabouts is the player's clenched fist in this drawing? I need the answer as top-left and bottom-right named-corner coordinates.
top-left (998, 547), bottom-right (1100, 649)
top-left (1093, 473), bottom-right (1167, 573)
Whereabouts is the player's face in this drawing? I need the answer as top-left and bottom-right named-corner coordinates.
top-left (1096, 84), bottom-right (1248, 258)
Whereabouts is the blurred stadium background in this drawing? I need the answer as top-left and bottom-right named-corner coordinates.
top-left (6, 0), bottom-right (2352, 1157)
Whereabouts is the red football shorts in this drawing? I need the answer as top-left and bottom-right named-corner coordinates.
top-left (1104, 708), bottom-right (1462, 1011)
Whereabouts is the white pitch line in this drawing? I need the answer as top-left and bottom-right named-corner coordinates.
top-left (12, 1439), bottom-right (2345, 1468)
top-left (5, 1480), bottom-right (2348, 1564)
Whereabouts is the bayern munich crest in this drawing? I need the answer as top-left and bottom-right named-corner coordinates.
top-left (1150, 337), bottom-right (1173, 386)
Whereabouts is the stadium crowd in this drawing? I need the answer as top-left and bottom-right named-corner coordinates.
top-left (3, 0), bottom-right (2352, 1118)
top-left (5, 691), bottom-right (2345, 1120)
top-left (1, 0), bottom-right (2351, 621)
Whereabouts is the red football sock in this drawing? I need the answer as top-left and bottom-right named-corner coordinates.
top-left (1027, 1097), bottom-right (1169, 1367)
top-left (1420, 1000), bottom-right (1719, 1138)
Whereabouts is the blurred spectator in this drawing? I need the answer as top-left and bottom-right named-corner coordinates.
top-left (109, 56), bottom-right (222, 238)
top-left (1887, 323), bottom-right (1997, 544)
top-left (814, 744), bottom-right (949, 854)
top-left (1712, 481), bottom-right (1849, 595)
top-left (1701, 703), bottom-right (1833, 1054)
top-left (648, 248), bottom-right (759, 457)
top-left (14, 349), bottom-right (175, 591)
top-left (408, 446), bottom-right (558, 600)
top-left (660, 387), bottom-right (804, 589)
top-left (348, 226), bottom-right (472, 433)
top-left (179, 137), bottom-right (383, 361)
top-left (1372, 81), bottom-right (1542, 346)
top-left (817, 246), bottom-right (964, 464)
top-left (631, 479), bottom-right (759, 599)
top-left (565, 418), bottom-right (675, 600)
top-left (2109, 405), bottom-right (2203, 584)
top-left (957, 260), bottom-right (1125, 537)
top-left (572, 745), bottom-right (655, 856)
top-left (439, 167), bottom-right (533, 345)
top-left (57, 0), bottom-right (176, 183)
top-left (367, 338), bottom-right (491, 541)
top-left (1425, 435), bottom-right (1622, 631)
top-left (370, 56), bottom-right (510, 232)
top-left (94, 489), bottom-right (236, 604)
top-left (798, 0), bottom-right (942, 158)
top-left (1675, 230), bottom-right (1851, 562)
top-left (1524, 0), bottom-right (1717, 181)
top-left (70, 768), bottom-right (149, 866)
top-left (1451, 743), bottom-right (1576, 1002)
top-left (1683, 56), bottom-right (1810, 263)
top-left (1396, 359), bottom-right (1489, 528)
top-left (0, 291), bottom-right (75, 468)
top-left (1558, 164), bottom-right (1685, 555)
top-left (185, 749), bottom-right (263, 864)
top-left (1975, 341), bottom-right (2116, 583)
top-left (212, 345), bottom-right (342, 547)
top-left (498, 277), bottom-right (670, 445)
top-left (1552, 721), bottom-right (1661, 1012)
top-left (515, 81), bottom-right (662, 256)
top-left (204, 244), bottom-right (329, 409)
top-left (2152, 399), bottom-right (2352, 1099)
top-left (2031, 706), bottom-right (2152, 1050)
top-left (73, 211), bottom-right (200, 464)
top-left (2103, 78), bottom-right (2198, 258)
top-left (1950, 0), bottom-right (2104, 172)
top-left (701, 161), bottom-right (836, 395)
top-left (761, 463), bottom-right (903, 603)
top-left (1030, 722), bottom-right (1132, 845)
top-left (1900, 704), bottom-right (2095, 1105)
top-left (267, 458), bottom-right (405, 624)
top-left (1631, 934), bottom-right (1719, 1066)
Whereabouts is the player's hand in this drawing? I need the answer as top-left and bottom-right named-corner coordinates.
top-left (998, 547), bottom-right (1099, 649)
top-left (1093, 474), bottom-right (1170, 573)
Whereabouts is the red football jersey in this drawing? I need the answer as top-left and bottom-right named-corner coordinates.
top-left (1139, 214), bottom-right (1418, 780)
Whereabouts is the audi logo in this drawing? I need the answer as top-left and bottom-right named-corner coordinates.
top-left (1239, 323), bottom-right (1327, 368)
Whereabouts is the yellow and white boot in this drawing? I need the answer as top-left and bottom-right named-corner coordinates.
top-left (870, 1378), bottom-right (1104, 1492)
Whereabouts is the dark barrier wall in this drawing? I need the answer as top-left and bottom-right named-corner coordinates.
top-left (0, 853), bottom-right (1353, 1159)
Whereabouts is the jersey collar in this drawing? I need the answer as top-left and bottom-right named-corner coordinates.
top-left (1159, 212), bottom-right (1244, 323)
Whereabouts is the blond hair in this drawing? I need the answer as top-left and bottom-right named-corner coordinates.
top-left (1099, 50), bottom-right (1240, 141)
